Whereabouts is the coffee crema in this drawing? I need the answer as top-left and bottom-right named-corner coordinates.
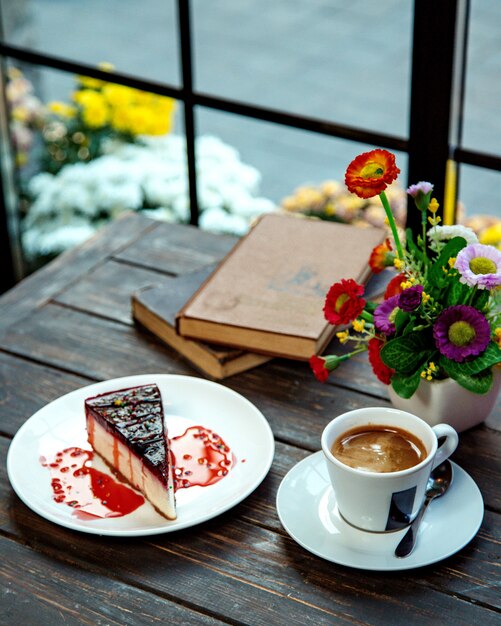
top-left (331, 425), bottom-right (427, 473)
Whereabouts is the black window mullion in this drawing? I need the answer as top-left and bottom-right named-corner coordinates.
top-left (407, 0), bottom-right (459, 232)
top-left (177, 0), bottom-right (199, 226)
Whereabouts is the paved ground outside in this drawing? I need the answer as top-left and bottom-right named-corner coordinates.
top-left (5, 0), bottom-right (500, 218)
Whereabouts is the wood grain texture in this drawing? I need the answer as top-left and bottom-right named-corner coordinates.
top-left (1, 535), bottom-right (226, 626)
top-left (0, 213), bottom-right (156, 333)
top-left (113, 221), bottom-right (237, 275)
top-left (1, 435), bottom-right (500, 621)
top-left (0, 352), bottom-right (92, 437)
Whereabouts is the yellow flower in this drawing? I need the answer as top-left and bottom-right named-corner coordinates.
top-left (479, 223), bottom-right (501, 249)
top-left (428, 198), bottom-right (440, 213)
top-left (78, 91), bottom-right (109, 128)
top-left (448, 256), bottom-right (456, 268)
top-left (324, 202), bottom-right (336, 216)
top-left (134, 90), bottom-right (155, 106)
top-left (109, 107), bottom-right (131, 133)
top-left (428, 215), bottom-right (441, 226)
top-left (281, 196), bottom-right (300, 212)
top-left (127, 105), bottom-right (152, 135)
top-left (77, 76), bottom-right (105, 90)
top-left (102, 84), bottom-right (134, 107)
top-left (352, 319), bottom-right (365, 333)
top-left (422, 291), bottom-right (431, 304)
top-left (421, 361), bottom-right (439, 381)
top-left (394, 258), bottom-right (404, 270)
top-left (494, 328), bottom-right (501, 348)
top-left (11, 106), bottom-right (29, 122)
top-left (336, 330), bottom-right (349, 344)
top-left (47, 101), bottom-right (77, 118)
top-left (400, 280), bottom-right (412, 290)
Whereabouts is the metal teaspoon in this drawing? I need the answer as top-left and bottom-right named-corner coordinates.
top-left (395, 460), bottom-right (453, 558)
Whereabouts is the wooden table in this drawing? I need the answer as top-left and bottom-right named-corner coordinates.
top-left (1, 213), bottom-right (500, 625)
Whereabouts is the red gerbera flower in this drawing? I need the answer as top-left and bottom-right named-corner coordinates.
top-left (345, 149), bottom-right (400, 199)
top-left (309, 355), bottom-right (330, 382)
top-left (369, 238), bottom-right (395, 274)
top-left (323, 278), bottom-right (366, 325)
top-left (367, 337), bottom-right (395, 385)
top-left (384, 273), bottom-right (407, 299)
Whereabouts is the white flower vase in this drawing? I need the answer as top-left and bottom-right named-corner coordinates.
top-left (388, 367), bottom-right (501, 432)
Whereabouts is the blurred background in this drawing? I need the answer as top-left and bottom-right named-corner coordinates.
top-left (1, 0), bottom-right (500, 287)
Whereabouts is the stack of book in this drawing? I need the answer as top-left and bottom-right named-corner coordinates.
top-left (132, 213), bottom-right (385, 379)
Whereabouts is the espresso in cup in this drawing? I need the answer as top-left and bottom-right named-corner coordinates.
top-left (331, 424), bottom-right (427, 473)
top-left (321, 407), bottom-right (459, 532)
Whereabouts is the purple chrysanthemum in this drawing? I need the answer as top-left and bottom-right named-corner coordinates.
top-left (374, 295), bottom-right (400, 335)
top-left (454, 243), bottom-right (501, 290)
top-left (398, 285), bottom-right (423, 312)
top-left (433, 305), bottom-right (491, 362)
top-left (407, 181), bottom-right (434, 197)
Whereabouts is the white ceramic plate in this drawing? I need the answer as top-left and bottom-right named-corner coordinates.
top-left (276, 452), bottom-right (483, 571)
top-left (7, 374), bottom-right (274, 536)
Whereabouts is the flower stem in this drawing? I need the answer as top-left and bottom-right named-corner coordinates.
top-left (421, 210), bottom-right (428, 265)
top-left (360, 310), bottom-right (374, 323)
top-left (379, 191), bottom-right (404, 260)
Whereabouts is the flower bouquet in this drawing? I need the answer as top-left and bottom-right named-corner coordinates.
top-left (310, 149), bottom-right (501, 402)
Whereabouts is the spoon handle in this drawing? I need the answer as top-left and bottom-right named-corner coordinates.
top-left (395, 495), bottom-right (432, 558)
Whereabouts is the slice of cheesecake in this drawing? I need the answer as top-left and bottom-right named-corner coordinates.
top-left (84, 383), bottom-right (176, 520)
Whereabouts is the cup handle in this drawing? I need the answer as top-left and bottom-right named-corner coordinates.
top-left (431, 423), bottom-right (459, 469)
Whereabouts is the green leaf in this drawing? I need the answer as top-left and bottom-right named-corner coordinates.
top-left (390, 370), bottom-right (423, 399)
top-left (446, 367), bottom-right (494, 394)
top-left (364, 301), bottom-right (378, 314)
top-left (472, 288), bottom-right (490, 311)
top-left (405, 228), bottom-right (425, 264)
top-left (440, 342), bottom-right (501, 377)
top-left (446, 278), bottom-right (471, 307)
top-left (380, 329), bottom-right (434, 375)
top-left (394, 310), bottom-right (411, 333)
top-left (429, 237), bottom-right (467, 289)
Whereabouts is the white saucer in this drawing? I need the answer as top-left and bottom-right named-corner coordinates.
top-left (276, 452), bottom-right (483, 571)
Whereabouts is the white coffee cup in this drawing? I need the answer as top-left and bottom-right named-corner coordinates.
top-left (321, 407), bottom-right (459, 533)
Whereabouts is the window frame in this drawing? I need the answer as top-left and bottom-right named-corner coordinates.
top-left (0, 0), bottom-right (500, 293)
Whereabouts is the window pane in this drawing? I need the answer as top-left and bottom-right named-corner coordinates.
top-left (196, 107), bottom-right (409, 234)
top-left (462, 1), bottom-right (501, 154)
top-left (2, 0), bottom-right (180, 85)
top-left (193, 0), bottom-right (413, 137)
top-left (6, 62), bottom-right (183, 270)
top-left (459, 165), bottom-right (501, 222)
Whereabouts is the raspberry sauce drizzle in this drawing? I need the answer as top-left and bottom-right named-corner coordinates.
top-left (170, 426), bottom-right (234, 490)
top-left (40, 425), bottom-right (234, 519)
top-left (40, 447), bottom-right (144, 520)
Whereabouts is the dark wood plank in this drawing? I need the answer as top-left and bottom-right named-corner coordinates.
top-left (0, 302), bottom-right (195, 380)
top-left (113, 221), bottom-right (237, 275)
top-left (451, 425), bottom-right (501, 512)
top-left (1, 436), bottom-right (500, 621)
top-left (0, 213), bottom-right (157, 333)
top-left (1, 535), bottom-right (227, 626)
top-left (0, 353), bottom-right (92, 437)
top-left (55, 259), bottom-right (173, 325)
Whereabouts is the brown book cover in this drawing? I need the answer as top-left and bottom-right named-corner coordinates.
top-left (132, 266), bottom-right (271, 379)
top-left (176, 214), bottom-right (385, 359)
